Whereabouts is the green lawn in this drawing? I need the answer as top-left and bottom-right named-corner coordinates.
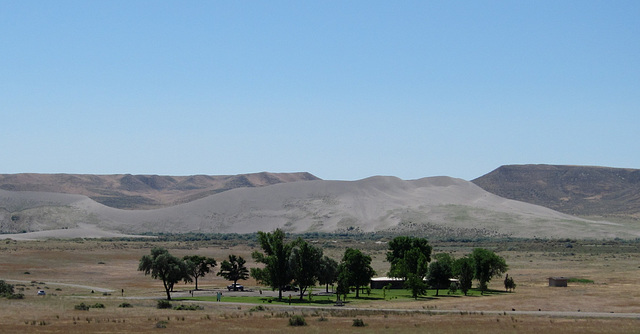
top-left (178, 287), bottom-right (507, 306)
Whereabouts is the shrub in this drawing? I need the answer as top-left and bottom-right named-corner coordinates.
top-left (7, 293), bottom-right (24, 299)
top-left (568, 278), bottom-right (594, 284)
top-left (156, 320), bottom-right (168, 328)
top-left (288, 315), bottom-right (307, 326)
top-left (249, 305), bottom-right (266, 312)
top-left (118, 302), bottom-right (133, 308)
top-left (0, 280), bottom-right (15, 296)
top-left (92, 303), bottom-right (105, 309)
top-left (352, 318), bottom-right (366, 327)
top-left (173, 304), bottom-right (203, 311)
top-left (74, 303), bottom-right (90, 311)
top-left (157, 300), bottom-right (172, 309)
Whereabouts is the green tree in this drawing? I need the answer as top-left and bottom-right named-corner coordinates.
top-left (453, 256), bottom-right (474, 296)
top-left (317, 255), bottom-right (339, 293)
top-left (138, 248), bottom-right (187, 300)
top-left (386, 236), bottom-right (432, 298)
top-left (289, 238), bottom-right (323, 300)
top-left (405, 273), bottom-right (427, 299)
top-left (251, 229), bottom-right (293, 300)
top-left (182, 255), bottom-right (217, 290)
top-left (386, 236), bottom-right (432, 279)
top-left (426, 254), bottom-right (454, 296)
top-left (504, 274), bottom-right (516, 292)
top-left (338, 248), bottom-right (375, 298)
top-left (471, 248), bottom-right (508, 294)
top-left (217, 254), bottom-right (249, 289)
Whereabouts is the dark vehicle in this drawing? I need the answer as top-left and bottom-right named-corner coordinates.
top-left (282, 285), bottom-right (299, 292)
top-left (227, 283), bottom-right (244, 291)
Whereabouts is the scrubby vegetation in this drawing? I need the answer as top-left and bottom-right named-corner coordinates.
top-left (288, 315), bottom-right (307, 326)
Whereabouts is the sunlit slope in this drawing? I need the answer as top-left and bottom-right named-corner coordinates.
top-left (2, 176), bottom-right (634, 239)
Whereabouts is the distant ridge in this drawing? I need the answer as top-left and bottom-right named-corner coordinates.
top-left (0, 172), bottom-right (320, 209)
top-left (2, 174), bottom-right (636, 239)
top-left (472, 164), bottom-right (640, 220)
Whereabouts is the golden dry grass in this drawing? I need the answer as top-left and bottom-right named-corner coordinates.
top-left (1, 238), bottom-right (640, 333)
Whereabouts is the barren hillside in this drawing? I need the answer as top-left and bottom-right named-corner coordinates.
top-left (472, 165), bottom-right (640, 220)
top-left (1, 175), bottom-right (635, 240)
top-left (0, 172), bottom-right (319, 209)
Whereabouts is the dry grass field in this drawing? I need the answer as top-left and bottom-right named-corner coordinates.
top-left (1, 237), bottom-right (639, 333)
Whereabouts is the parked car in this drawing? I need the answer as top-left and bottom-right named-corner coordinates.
top-left (283, 285), bottom-right (299, 292)
top-left (227, 283), bottom-right (244, 291)
top-left (37, 290), bottom-right (46, 296)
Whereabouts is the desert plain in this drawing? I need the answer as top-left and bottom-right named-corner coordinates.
top-left (1, 235), bottom-right (639, 333)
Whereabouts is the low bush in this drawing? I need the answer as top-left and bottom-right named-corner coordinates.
top-left (352, 318), bottom-right (366, 327)
top-left (174, 304), bottom-right (203, 311)
top-left (157, 300), bottom-right (172, 309)
top-left (249, 305), bottom-right (266, 312)
top-left (92, 303), bottom-right (105, 309)
top-left (74, 303), bottom-right (90, 311)
top-left (288, 315), bottom-right (307, 326)
top-left (568, 278), bottom-right (594, 284)
top-left (0, 280), bottom-right (15, 296)
top-left (118, 302), bottom-right (133, 308)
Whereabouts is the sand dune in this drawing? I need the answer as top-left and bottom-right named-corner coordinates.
top-left (1, 176), bottom-right (635, 239)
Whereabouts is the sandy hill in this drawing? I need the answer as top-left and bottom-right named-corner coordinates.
top-left (0, 172), bottom-right (319, 209)
top-left (1, 175), bottom-right (636, 240)
top-left (472, 165), bottom-right (640, 220)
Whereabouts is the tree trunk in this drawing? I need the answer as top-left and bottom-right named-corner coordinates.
top-left (163, 280), bottom-right (171, 300)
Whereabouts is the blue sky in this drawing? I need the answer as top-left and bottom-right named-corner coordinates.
top-left (1, 1), bottom-right (638, 181)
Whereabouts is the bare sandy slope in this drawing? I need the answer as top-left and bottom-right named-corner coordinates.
top-left (1, 176), bottom-right (636, 239)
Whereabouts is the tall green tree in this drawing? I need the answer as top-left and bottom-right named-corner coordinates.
top-left (251, 229), bottom-right (293, 300)
top-left (386, 236), bottom-right (432, 298)
top-left (138, 248), bottom-right (187, 300)
top-left (217, 254), bottom-right (249, 289)
top-left (471, 248), bottom-right (508, 294)
top-left (426, 255), bottom-right (453, 296)
top-left (453, 256), bottom-right (474, 296)
top-left (183, 255), bottom-right (217, 290)
top-left (288, 238), bottom-right (323, 300)
top-left (386, 236), bottom-right (432, 279)
top-left (317, 255), bottom-right (339, 293)
top-left (338, 248), bottom-right (375, 298)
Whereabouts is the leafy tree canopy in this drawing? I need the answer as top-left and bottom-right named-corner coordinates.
top-left (386, 236), bottom-right (432, 279)
top-left (452, 256), bottom-right (474, 296)
top-left (338, 248), bottom-right (375, 298)
top-left (289, 238), bottom-right (323, 299)
top-left (182, 255), bottom-right (217, 290)
top-left (471, 248), bottom-right (508, 294)
top-left (217, 254), bottom-right (249, 287)
top-left (138, 247), bottom-right (187, 300)
top-left (251, 229), bottom-right (293, 299)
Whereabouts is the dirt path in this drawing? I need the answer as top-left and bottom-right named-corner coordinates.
top-left (4, 277), bottom-right (639, 320)
top-left (2, 278), bottom-right (115, 293)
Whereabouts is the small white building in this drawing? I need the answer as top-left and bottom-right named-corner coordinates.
top-left (370, 277), bottom-right (405, 289)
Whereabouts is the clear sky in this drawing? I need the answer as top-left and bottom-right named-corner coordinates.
top-left (1, 1), bottom-right (638, 181)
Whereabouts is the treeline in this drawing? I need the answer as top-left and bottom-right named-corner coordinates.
top-left (139, 230), bottom-right (511, 300)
